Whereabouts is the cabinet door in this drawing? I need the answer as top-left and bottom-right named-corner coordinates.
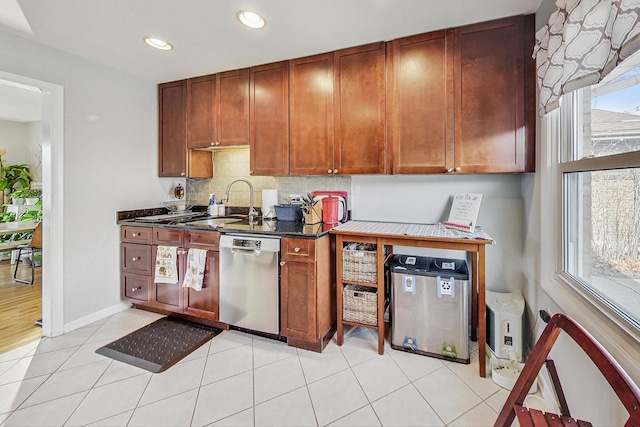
top-left (151, 246), bottom-right (185, 311)
top-left (289, 53), bottom-right (334, 176)
top-left (334, 42), bottom-right (386, 175)
top-left (280, 260), bottom-right (317, 341)
top-left (183, 250), bottom-right (219, 320)
top-left (187, 74), bottom-right (216, 149)
top-left (389, 31), bottom-right (454, 174)
top-left (217, 69), bottom-right (249, 147)
top-left (454, 15), bottom-right (534, 173)
top-left (250, 61), bottom-right (290, 175)
top-left (159, 80), bottom-right (187, 177)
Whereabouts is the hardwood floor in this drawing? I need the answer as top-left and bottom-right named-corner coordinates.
top-left (0, 259), bottom-right (42, 354)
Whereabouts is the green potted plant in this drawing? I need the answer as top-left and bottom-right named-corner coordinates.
top-left (0, 164), bottom-right (31, 204)
top-left (12, 188), bottom-right (41, 205)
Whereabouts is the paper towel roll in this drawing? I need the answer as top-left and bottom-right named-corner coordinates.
top-left (262, 189), bottom-right (278, 219)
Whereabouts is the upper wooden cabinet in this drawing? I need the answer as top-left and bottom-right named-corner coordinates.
top-left (159, 80), bottom-right (187, 177)
top-left (187, 75), bottom-right (215, 149)
top-left (161, 14), bottom-right (535, 176)
top-left (288, 43), bottom-right (386, 176)
top-left (388, 15), bottom-right (535, 174)
top-left (249, 61), bottom-right (290, 175)
top-left (388, 31), bottom-right (454, 174)
top-left (187, 69), bottom-right (249, 149)
top-left (158, 80), bottom-right (213, 177)
top-left (334, 42), bottom-right (386, 175)
top-left (454, 15), bottom-right (535, 173)
top-left (289, 53), bottom-right (334, 176)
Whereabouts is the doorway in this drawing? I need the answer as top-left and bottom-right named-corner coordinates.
top-left (0, 70), bottom-right (64, 342)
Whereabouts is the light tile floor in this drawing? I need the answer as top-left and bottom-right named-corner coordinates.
top-left (0, 308), bottom-right (512, 426)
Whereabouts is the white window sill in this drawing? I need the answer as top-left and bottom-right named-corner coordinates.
top-left (542, 275), bottom-right (640, 385)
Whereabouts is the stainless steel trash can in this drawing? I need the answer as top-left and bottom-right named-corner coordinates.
top-left (391, 254), bottom-right (470, 363)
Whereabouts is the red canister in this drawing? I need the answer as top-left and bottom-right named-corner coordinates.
top-left (322, 196), bottom-right (346, 224)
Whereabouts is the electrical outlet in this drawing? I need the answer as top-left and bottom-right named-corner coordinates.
top-left (539, 309), bottom-right (551, 323)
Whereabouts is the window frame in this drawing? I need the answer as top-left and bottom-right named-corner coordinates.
top-left (540, 91), bottom-right (640, 380)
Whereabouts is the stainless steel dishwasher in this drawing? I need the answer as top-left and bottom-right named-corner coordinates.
top-left (219, 234), bottom-right (281, 335)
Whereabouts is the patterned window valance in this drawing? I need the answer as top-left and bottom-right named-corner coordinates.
top-left (533, 0), bottom-right (640, 116)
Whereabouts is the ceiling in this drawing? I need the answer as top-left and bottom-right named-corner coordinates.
top-left (1, 0), bottom-right (543, 84)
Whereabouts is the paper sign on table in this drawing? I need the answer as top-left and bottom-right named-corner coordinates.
top-left (444, 193), bottom-right (482, 232)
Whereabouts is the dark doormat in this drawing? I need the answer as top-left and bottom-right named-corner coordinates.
top-left (95, 317), bottom-right (221, 373)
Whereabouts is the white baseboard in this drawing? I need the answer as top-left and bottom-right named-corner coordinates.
top-left (63, 302), bottom-right (132, 334)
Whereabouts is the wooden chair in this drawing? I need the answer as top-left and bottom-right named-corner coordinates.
top-left (13, 221), bottom-right (42, 285)
top-left (495, 313), bottom-right (640, 427)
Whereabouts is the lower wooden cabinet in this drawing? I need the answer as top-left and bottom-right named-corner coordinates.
top-left (120, 226), bottom-right (220, 323)
top-left (182, 250), bottom-right (219, 320)
top-left (281, 260), bottom-right (316, 341)
top-left (120, 226), bottom-right (335, 352)
top-left (150, 245), bottom-right (185, 311)
top-left (280, 235), bottom-right (335, 352)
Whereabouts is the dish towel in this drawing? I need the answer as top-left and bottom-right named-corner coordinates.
top-left (154, 245), bottom-right (178, 284)
top-left (182, 248), bottom-right (208, 291)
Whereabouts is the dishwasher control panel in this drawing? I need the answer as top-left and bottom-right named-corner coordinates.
top-left (232, 238), bottom-right (261, 250)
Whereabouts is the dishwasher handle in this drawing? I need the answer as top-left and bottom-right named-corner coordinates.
top-left (231, 247), bottom-right (261, 255)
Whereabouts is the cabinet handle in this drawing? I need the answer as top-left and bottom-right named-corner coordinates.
top-left (132, 233), bottom-right (139, 237)
top-left (177, 249), bottom-right (188, 255)
top-left (180, 172), bottom-right (185, 176)
top-left (446, 168), bottom-right (453, 173)
top-left (294, 247), bottom-right (300, 252)
top-left (131, 257), bottom-right (141, 261)
top-left (280, 261), bottom-right (285, 266)
top-left (215, 142), bottom-right (220, 146)
top-left (328, 169), bottom-right (332, 174)
top-left (210, 142), bottom-right (215, 146)
top-left (333, 169), bottom-right (338, 174)
top-left (131, 287), bottom-right (141, 292)
top-left (455, 167), bottom-right (461, 172)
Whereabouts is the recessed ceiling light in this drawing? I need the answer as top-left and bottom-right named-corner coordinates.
top-left (143, 37), bottom-right (173, 51)
top-left (236, 10), bottom-right (266, 29)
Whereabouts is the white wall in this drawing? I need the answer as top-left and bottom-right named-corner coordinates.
top-left (351, 174), bottom-right (526, 293)
top-left (0, 29), bottom-right (167, 328)
top-left (0, 119), bottom-right (29, 165)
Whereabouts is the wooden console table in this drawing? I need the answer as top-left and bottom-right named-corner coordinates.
top-left (331, 221), bottom-right (494, 377)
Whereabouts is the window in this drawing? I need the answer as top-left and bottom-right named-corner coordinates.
top-left (552, 51), bottom-right (640, 332)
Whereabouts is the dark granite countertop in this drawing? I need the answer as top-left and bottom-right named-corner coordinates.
top-left (117, 206), bottom-right (337, 238)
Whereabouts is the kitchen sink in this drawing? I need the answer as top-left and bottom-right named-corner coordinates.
top-left (184, 217), bottom-right (243, 227)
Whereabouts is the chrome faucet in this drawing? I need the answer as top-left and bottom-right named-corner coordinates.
top-left (222, 179), bottom-right (259, 223)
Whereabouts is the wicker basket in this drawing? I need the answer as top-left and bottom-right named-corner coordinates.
top-left (343, 284), bottom-right (377, 326)
top-left (342, 246), bottom-right (377, 284)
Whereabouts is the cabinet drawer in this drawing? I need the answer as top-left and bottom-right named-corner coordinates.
top-left (282, 238), bottom-right (316, 261)
top-left (121, 226), bottom-right (152, 244)
top-left (122, 272), bottom-right (151, 302)
top-left (185, 230), bottom-right (220, 250)
top-left (121, 243), bottom-right (152, 275)
top-left (152, 227), bottom-right (184, 246)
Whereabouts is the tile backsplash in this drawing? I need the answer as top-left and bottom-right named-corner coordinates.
top-left (188, 148), bottom-right (350, 210)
